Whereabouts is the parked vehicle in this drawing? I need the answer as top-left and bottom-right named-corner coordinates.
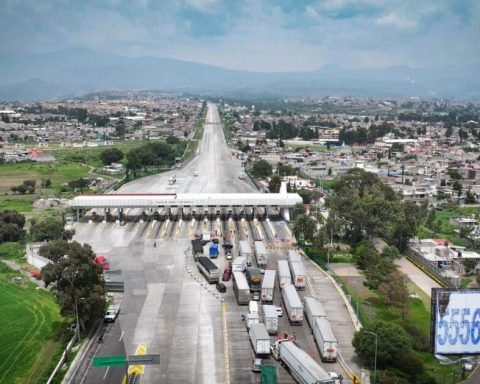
top-left (216, 282), bottom-right (226, 293)
top-left (238, 172), bottom-right (246, 180)
top-left (197, 256), bottom-right (220, 283)
top-left (249, 300), bottom-right (259, 315)
top-left (261, 269), bottom-right (276, 303)
top-left (191, 239), bottom-right (204, 260)
top-left (275, 306), bottom-right (283, 317)
top-left (288, 251), bottom-right (306, 290)
top-left (246, 312), bottom-right (260, 330)
top-left (252, 358), bottom-right (263, 373)
top-left (222, 266), bottom-right (232, 281)
top-left (232, 256), bottom-right (247, 272)
top-left (194, 171), bottom-right (198, 177)
top-left (262, 304), bottom-right (279, 335)
top-left (314, 317), bottom-right (338, 362)
top-left (168, 175), bottom-right (176, 185)
top-left (254, 240), bottom-right (268, 268)
top-left (239, 240), bottom-right (253, 266)
top-left (287, 250), bottom-right (303, 263)
top-left (304, 296), bottom-right (327, 331)
top-left (249, 323), bottom-right (271, 356)
top-left (233, 271), bottom-right (251, 304)
top-left (327, 372), bottom-right (342, 384)
top-left (282, 284), bottom-right (304, 325)
top-left (246, 267), bottom-right (262, 301)
top-left (271, 341), bottom-right (335, 384)
top-left (209, 244), bottom-right (219, 258)
top-left (277, 260), bottom-right (291, 288)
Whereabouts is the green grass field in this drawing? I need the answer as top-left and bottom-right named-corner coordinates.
top-left (285, 143), bottom-right (328, 152)
top-left (0, 263), bottom-right (64, 384)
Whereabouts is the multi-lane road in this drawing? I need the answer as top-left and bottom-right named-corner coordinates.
top-left (71, 104), bottom-right (361, 384)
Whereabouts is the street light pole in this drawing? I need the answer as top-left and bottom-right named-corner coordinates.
top-left (365, 331), bottom-right (378, 384)
top-left (75, 298), bottom-right (80, 340)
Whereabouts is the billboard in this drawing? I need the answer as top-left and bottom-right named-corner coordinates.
top-left (431, 288), bottom-right (480, 355)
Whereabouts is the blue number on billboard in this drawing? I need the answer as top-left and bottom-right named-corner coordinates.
top-left (437, 309), bottom-right (448, 345)
top-left (471, 308), bottom-right (480, 345)
top-left (459, 308), bottom-right (470, 345)
top-left (448, 308), bottom-right (460, 345)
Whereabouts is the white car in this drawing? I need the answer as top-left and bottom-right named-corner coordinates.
top-left (328, 372), bottom-right (342, 384)
top-left (194, 171), bottom-right (198, 177)
top-left (275, 306), bottom-right (283, 317)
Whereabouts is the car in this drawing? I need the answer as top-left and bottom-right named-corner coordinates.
top-left (216, 282), bottom-right (227, 293)
top-left (275, 306), bottom-right (283, 317)
top-left (259, 268), bottom-right (265, 275)
top-left (463, 361), bottom-right (474, 371)
top-left (194, 171), bottom-right (198, 177)
top-left (222, 268), bottom-right (232, 281)
top-left (104, 309), bottom-right (119, 323)
top-left (67, 323), bottom-right (77, 333)
top-left (252, 358), bottom-right (262, 373)
top-left (212, 238), bottom-right (219, 244)
top-left (226, 252), bottom-right (233, 261)
top-left (328, 371), bottom-right (342, 384)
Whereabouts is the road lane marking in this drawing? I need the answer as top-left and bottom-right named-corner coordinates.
top-left (119, 330), bottom-right (124, 342)
top-left (222, 303), bottom-right (230, 384)
top-left (102, 366), bottom-right (110, 380)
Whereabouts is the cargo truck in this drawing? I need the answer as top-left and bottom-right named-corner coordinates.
top-left (262, 304), bottom-right (279, 335)
top-left (249, 323), bottom-right (271, 356)
top-left (233, 271), bottom-right (250, 304)
top-left (282, 284), bottom-right (304, 325)
top-left (277, 260), bottom-right (292, 289)
top-left (246, 267), bottom-right (262, 301)
top-left (289, 261), bottom-right (306, 290)
top-left (261, 269), bottom-right (276, 303)
top-left (254, 240), bottom-right (268, 268)
top-left (304, 297), bottom-right (327, 331)
top-left (314, 318), bottom-right (338, 362)
top-left (197, 256), bottom-right (220, 283)
top-left (246, 312), bottom-right (260, 330)
top-left (191, 239), bottom-right (204, 260)
top-left (261, 365), bottom-right (278, 384)
top-left (249, 300), bottom-right (259, 315)
top-left (239, 240), bottom-right (253, 266)
top-left (232, 256), bottom-right (247, 272)
top-left (272, 341), bottom-right (335, 384)
top-left (287, 250), bottom-right (302, 263)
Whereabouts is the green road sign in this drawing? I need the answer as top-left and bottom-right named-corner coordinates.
top-left (93, 356), bottom-right (126, 367)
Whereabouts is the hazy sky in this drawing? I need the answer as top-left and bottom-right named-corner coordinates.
top-left (1, 0), bottom-right (479, 71)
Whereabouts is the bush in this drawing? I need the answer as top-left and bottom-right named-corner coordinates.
top-left (402, 323), bottom-right (430, 352)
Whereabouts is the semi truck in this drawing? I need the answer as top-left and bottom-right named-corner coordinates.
top-left (290, 261), bottom-right (306, 290)
top-left (304, 296), bottom-right (327, 331)
top-left (239, 240), bottom-right (253, 266)
top-left (249, 323), bottom-right (271, 356)
top-left (197, 256), bottom-right (220, 283)
top-left (262, 304), bottom-right (279, 335)
top-left (232, 256), bottom-right (247, 272)
top-left (233, 271), bottom-right (250, 304)
top-left (271, 341), bottom-right (335, 384)
top-left (287, 250), bottom-right (302, 263)
top-left (282, 284), bottom-right (304, 325)
top-left (246, 312), bottom-right (260, 330)
top-left (246, 267), bottom-right (262, 301)
top-left (191, 239), bottom-right (204, 260)
top-left (313, 318), bottom-right (338, 362)
top-left (254, 240), bottom-right (268, 268)
top-left (277, 260), bottom-right (292, 289)
top-left (261, 269), bottom-right (276, 303)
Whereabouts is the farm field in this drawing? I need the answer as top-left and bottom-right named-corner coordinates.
top-left (0, 263), bottom-right (64, 384)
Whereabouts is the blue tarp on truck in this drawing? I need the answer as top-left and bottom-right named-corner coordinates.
top-left (209, 244), bottom-right (219, 258)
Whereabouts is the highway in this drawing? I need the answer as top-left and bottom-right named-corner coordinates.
top-left (72, 104), bottom-right (360, 384)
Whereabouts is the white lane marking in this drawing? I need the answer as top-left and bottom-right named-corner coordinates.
top-left (103, 366), bottom-right (110, 380)
top-left (119, 330), bottom-right (125, 342)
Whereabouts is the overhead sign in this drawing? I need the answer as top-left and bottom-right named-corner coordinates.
top-left (105, 281), bottom-right (125, 292)
top-left (93, 356), bottom-right (126, 367)
top-left (431, 288), bottom-right (480, 355)
top-left (128, 354), bottom-right (160, 365)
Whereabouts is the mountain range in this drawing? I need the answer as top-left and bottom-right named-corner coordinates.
top-left (0, 48), bottom-right (478, 101)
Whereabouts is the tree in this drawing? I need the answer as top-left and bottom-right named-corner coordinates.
top-left (166, 135), bottom-right (179, 144)
top-left (465, 191), bottom-right (476, 204)
top-left (364, 258), bottom-right (397, 290)
top-left (29, 217), bottom-right (72, 242)
top-left (352, 321), bottom-right (412, 369)
top-left (115, 119), bottom-right (126, 138)
top-left (100, 148), bottom-right (124, 165)
top-left (293, 214), bottom-right (316, 242)
top-left (297, 189), bottom-right (320, 204)
top-left (381, 245), bottom-right (400, 260)
top-left (462, 258), bottom-right (477, 275)
top-left (453, 180), bottom-right (462, 197)
top-left (354, 242), bottom-right (381, 270)
top-left (0, 210), bottom-right (26, 243)
top-left (378, 271), bottom-right (410, 317)
top-left (268, 175), bottom-right (281, 193)
top-left (68, 178), bottom-right (89, 192)
top-left (425, 208), bottom-right (436, 228)
top-left (40, 240), bottom-right (106, 329)
top-left (250, 160), bottom-right (272, 178)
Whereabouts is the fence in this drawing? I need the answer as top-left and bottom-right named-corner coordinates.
top-left (406, 246), bottom-right (456, 288)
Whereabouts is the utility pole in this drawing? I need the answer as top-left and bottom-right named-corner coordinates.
top-left (365, 331), bottom-right (378, 384)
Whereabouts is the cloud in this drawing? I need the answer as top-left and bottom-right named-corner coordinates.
top-left (0, 0), bottom-right (478, 71)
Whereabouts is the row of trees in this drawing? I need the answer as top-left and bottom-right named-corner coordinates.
top-left (11, 179), bottom-right (36, 195)
top-left (339, 122), bottom-right (394, 145)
